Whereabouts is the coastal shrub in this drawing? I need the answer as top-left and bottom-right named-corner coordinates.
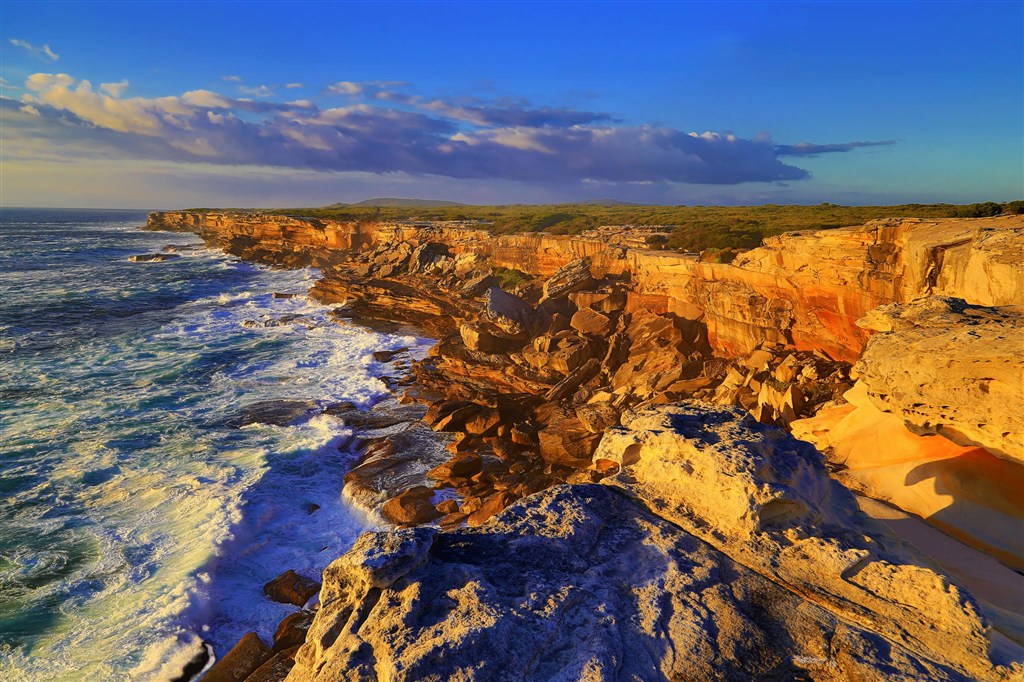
top-left (1003, 200), bottom-right (1024, 215)
top-left (493, 266), bottom-right (531, 289)
top-left (953, 202), bottom-right (1003, 218)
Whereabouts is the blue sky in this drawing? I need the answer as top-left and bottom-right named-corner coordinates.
top-left (2, 1), bottom-right (1021, 208)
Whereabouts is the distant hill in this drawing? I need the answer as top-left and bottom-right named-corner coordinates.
top-left (326, 198), bottom-right (468, 208)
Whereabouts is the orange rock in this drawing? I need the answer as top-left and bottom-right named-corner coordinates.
top-left (381, 486), bottom-right (441, 526)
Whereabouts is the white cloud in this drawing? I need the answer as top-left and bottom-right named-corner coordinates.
top-left (0, 77), bottom-right (17, 90)
top-left (182, 89), bottom-right (231, 108)
top-left (285, 83), bottom-right (304, 89)
top-left (221, 75), bottom-right (242, 82)
top-left (100, 80), bottom-right (129, 97)
top-left (10, 38), bottom-right (59, 62)
top-left (238, 84), bottom-right (273, 98)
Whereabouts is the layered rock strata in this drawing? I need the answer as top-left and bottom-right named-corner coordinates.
top-left (141, 211), bottom-right (1024, 681)
top-left (288, 406), bottom-right (1023, 682)
top-left (146, 212), bottom-right (1024, 361)
top-left (792, 297), bottom-right (1024, 570)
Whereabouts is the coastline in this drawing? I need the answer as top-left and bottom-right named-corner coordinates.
top-left (140, 211), bottom-right (1024, 681)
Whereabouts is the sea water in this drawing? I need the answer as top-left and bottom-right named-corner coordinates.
top-left (0, 209), bottom-right (428, 680)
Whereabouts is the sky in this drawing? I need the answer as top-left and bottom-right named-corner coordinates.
top-left (1, 1), bottom-right (1021, 208)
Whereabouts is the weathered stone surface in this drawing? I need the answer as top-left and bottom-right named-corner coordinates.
top-left (203, 632), bottom-right (271, 682)
top-left (855, 297), bottom-right (1024, 463)
top-left (570, 306), bottom-right (612, 337)
top-left (594, 403), bottom-right (1019, 681)
top-left (290, 481), bottom-right (1020, 682)
top-left (246, 650), bottom-right (295, 682)
top-left (540, 257), bottom-right (594, 302)
top-left (483, 286), bottom-right (537, 337)
top-left (793, 383), bottom-right (1024, 572)
top-left (264, 570), bottom-right (321, 607)
top-left (380, 486), bottom-right (440, 526)
top-left (273, 610), bottom-right (316, 653)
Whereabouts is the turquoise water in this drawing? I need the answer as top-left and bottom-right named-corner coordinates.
top-left (0, 209), bottom-right (426, 680)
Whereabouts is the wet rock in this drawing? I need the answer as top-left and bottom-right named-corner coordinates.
top-left (129, 253), bottom-right (180, 262)
top-left (272, 609), bottom-right (316, 653)
top-left (202, 632), bottom-right (270, 682)
top-left (230, 399), bottom-right (317, 427)
top-left (381, 486), bottom-right (441, 525)
top-left (263, 570), bottom-right (321, 607)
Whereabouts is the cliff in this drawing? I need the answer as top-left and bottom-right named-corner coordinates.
top-left (146, 211), bottom-right (1024, 362)
top-left (288, 407), bottom-right (1023, 682)
top-left (143, 211), bottom-right (1024, 681)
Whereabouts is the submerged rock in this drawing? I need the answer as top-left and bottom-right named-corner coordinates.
top-left (129, 253), bottom-right (180, 262)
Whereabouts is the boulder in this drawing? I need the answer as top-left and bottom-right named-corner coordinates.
top-left (381, 486), bottom-right (441, 526)
top-left (540, 258), bottom-right (594, 302)
top-left (202, 632), bottom-right (271, 682)
top-left (272, 609), bottom-right (316, 653)
top-left (263, 570), bottom-right (321, 607)
top-left (483, 287), bottom-right (537, 337)
top-left (570, 307), bottom-right (613, 337)
top-left (855, 297), bottom-right (1024, 463)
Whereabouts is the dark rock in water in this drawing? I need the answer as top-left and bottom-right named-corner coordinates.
top-left (272, 292), bottom-right (298, 298)
top-left (162, 244), bottom-right (204, 253)
top-left (307, 503), bottom-right (321, 515)
top-left (273, 609), bottom-right (316, 652)
top-left (264, 569), bottom-right (321, 607)
top-left (372, 347), bottom-right (408, 362)
top-left (229, 399), bottom-right (318, 427)
top-left (168, 640), bottom-right (212, 682)
top-left (202, 632), bottom-right (270, 682)
top-left (129, 253), bottom-right (180, 262)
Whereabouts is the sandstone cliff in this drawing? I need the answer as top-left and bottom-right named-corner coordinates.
top-left (287, 406), bottom-right (1023, 682)
top-left (142, 211), bottom-right (1024, 681)
top-left (146, 212), bottom-right (1024, 362)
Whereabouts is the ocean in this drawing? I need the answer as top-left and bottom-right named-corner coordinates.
top-left (0, 209), bottom-right (427, 680)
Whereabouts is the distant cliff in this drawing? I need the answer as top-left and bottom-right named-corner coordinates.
top-left (146, 211), bottom-right (1024, 363)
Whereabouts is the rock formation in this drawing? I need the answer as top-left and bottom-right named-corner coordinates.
top-left (288, 406), bottom-right (1023, 682)
top-left (792, 297), bottom-right (1024, 570)
top-left (141, 211), bottom-right (1024, 681)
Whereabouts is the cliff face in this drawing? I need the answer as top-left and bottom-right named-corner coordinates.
top-left (289, 407), bottom-right (1022, 682)
top-left (145, 211), bottom-right (1024, 362)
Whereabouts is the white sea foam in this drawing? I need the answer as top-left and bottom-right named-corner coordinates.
top-left (0, 221), bottom-right (433, 681)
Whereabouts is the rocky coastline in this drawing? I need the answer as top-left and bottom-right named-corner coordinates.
top-left (144, 211), bottom-right (1024, 681)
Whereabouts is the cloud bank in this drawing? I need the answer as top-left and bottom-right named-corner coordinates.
top-left (7, 73), bottom-right (892, 188)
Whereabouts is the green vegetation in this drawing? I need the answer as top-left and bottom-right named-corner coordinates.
top-left (493, 266), bottom-right (532, 289)
top-left (187, 200), bottom-right (1021, 253)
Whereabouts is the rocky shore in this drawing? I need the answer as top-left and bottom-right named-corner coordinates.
top-left (145, 211), bottom-right (1024, 681)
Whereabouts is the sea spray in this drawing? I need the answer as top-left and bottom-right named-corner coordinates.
top-left (0, 209), bottom-right (432, 680)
